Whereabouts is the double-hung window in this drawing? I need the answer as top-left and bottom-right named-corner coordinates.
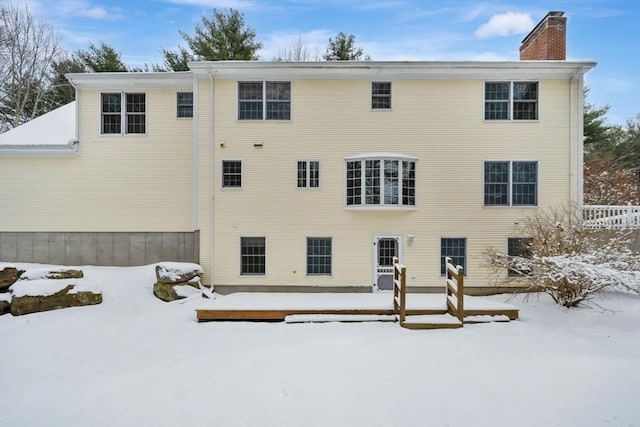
top-left (307, 237), bottom-right (332, 275)
top-left (101, 92), bottom-right (146, 134)
top-left (177, 92), bottom-right (193, 118)
top-left (440, 238), bottom-right (466, 276)
top-left (222, 160), bottom-right (242, 188)
top-left (297, 161), bottom-right (319, 188)
top-left (346, 155), bottom-right (416, 207)
top-left (484, 82), bottom-right (538, 120)
top-left (484, 161), bottom-right (537, 206)
top-left (507, 237), bottom-right (533, 277)
top-left (241, 237), bottom-right (265, 275)
top-left (371, 82), bottom-right (391, 109)
top-left (238, 81), bottom-right (291, 120)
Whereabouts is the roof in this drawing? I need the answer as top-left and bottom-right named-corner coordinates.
top-left (0, 101), bottom-right (78, 157)
top-left (0, 101), bottom-right (76, 146)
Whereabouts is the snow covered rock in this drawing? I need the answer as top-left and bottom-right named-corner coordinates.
top-left (10, 281), bottom-right (102, 316)
top-left (21, 268), bottom-right (84, 281)
top-left (0, 293), bottom-right (11, 315)
top-left (155, 263), bottom-right (203, 284)
top-left (153, 277), bottom-right (202, 302)
top-left (0, 266), bottom-right (25, 291)
top-left (153, 262), bottom-right (206, 302)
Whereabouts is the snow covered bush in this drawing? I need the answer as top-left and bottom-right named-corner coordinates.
top-left (485, 207), bottom-right (640, 307)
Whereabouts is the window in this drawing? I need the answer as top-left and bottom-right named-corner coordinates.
top-left (297, 161), bottom-right (319, 188)
top-left (238, 81), bottom-right (291, 120)
top-left (484, 82), bottom-right (538, 120)
top-left (507, 237), bottom-right (533, 277)
top-left (241, 237), bottom-right (265, 275)
top-left (101, 92), bottom-right (146, 134)
top-left (177, 92), bottom-right (193, 118)
top-left (346, 157), bottom-right (416, 207)
top-left (484, 161), bottom-right (537, 206)
top-left (222, 160), bottom-right (242, 188)
top-left (307, 237), bottom-right (332, 275)
top-left (372, 82), bottom-right (391, 109)
top-left (440, 238), bottom-right (466, 276)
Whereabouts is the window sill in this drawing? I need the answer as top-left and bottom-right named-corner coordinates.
top-left (483, 120), bottom-right (539, 123)
top-left (100, 133), bottom-right (148, 137)
top-left (345, 205), bottom-right (416, 211)
top-left (483, 205), bottom-right (538, 208)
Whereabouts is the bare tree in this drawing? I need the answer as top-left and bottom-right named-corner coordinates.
top-left (0, 4), bottom-right (62, 132)
top-left (274, 34), bottom-right (318, 61)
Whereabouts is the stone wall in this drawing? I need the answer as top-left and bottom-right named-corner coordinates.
top-left (0, 231), bottom-right (199, 266)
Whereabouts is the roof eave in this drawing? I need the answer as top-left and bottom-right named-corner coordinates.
top-left (65, 72), bottom-right (193, 89)
top-left (188, 60), bottom-right (597, 80)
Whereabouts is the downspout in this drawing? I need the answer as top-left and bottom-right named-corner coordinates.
top-left (208, 68), bottom-right (215, 289)
top-left (192, 73), bottom-right (199, 231)
top-left (577, 72), bottom-right (585, 208)
top-left (569, 75), bottom-right (575, 207)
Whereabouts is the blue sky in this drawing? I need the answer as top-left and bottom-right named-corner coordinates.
top-left (12, 0), bottom-right (639, 125)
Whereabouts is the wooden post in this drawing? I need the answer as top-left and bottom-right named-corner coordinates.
top-left (400, 265), bottom-right (406, 323)
top-left (456, 265), bottom-right (464, 323)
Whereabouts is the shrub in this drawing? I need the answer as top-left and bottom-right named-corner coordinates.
top-left (485, 207), bottom-right (640, 307)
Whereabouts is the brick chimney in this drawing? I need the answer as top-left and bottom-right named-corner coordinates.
top-left (519, 11), bottom-right (566, 60)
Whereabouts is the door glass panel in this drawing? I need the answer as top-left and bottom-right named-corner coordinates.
top-left (378, 238), bottom-right (397, 266)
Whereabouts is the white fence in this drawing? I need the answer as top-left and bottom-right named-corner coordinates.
top-left (583, 203), bottom-right (640, 229)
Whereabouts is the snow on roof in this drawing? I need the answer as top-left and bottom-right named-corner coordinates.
top-left (0, 101), bottom-right (76, 146)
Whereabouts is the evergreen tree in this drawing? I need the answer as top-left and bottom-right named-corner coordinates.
top-left (323, 32), bottom-right (370, 61)
top-left (76, 42), bottom-right (128, 72)
top-left (162, 8), bottom-right (262, 69)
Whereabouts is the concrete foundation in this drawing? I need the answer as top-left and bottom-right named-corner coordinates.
top-left (0, 231), bottom-right (199, 266)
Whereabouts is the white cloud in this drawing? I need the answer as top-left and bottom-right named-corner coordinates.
top-left (57, 1), bottom-right (124, 20)
top-left (161, 0), bottom-right (256, 7)
top-left (475, 11), bottom-right (533, 38)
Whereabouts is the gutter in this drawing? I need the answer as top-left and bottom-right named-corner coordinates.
top-left (0, 140), bottom-right (79, 157)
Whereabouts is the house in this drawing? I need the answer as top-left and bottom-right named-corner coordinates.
top-left (0, 12), bottom-right (595, 294)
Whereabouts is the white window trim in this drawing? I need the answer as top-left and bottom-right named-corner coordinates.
top-left (371, 81), bottom-right (392, 111)
top-left (237, 80), bottom-right (292, 121)
top-left (483, 81), bottom-right (539, 122)
top-left (296, 160), bottom-right (321, 189)
top-left (239, 236), bottom-right (267, 277)
top-left (482, 160), bottom-right (539, 207)
top-left (100, 92), bottom-right (148, 136)
top-left (176, 92), bottom-right (193, 119)
top-left (439, 236), bottom-right (467, 277)
top-left (306, 236), bottom-right (333, 276)
top-left (344, 153), bottom-right (417, 210)
top-left (221, 159), bottom-right (243, 189)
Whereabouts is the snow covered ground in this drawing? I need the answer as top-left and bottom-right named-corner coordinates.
top-left (1, 263), bottom-right (639, 427)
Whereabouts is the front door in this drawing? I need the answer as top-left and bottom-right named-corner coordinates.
top-left (374, 236), bottom-right (400, 290)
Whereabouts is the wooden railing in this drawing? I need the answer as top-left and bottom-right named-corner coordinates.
top-left (392, 256), bottom-right (406, 324)
top-left (445, 256), bottom-right (464, 323)
top-left (583, 203), bottom-right (640, 229)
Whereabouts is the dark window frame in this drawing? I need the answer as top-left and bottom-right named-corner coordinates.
top-left (177, 92), bottom-right (193, 118)
top-left (306, 237), bottom-right (332, 276)
top-left (238, 81), bottom-right (291, 120)
top-left (484, 161), bottom-right (538, 206)
top-left (222, 160), bottom-right (242, 188)
top-left (507, 237), bottom-right (533, 277)
top-left (484, 81), bottom-right (538, 121)
top-left (101, 92), bottom-right (146, 135)
top-left (371, 82), bottom-right (391, 110)
top-left (440, 238), bottom-right (467, 276)
top-left (297, 160), bottom-right (320, 188)
top-left (241, 237), bottom-right (266, 275)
